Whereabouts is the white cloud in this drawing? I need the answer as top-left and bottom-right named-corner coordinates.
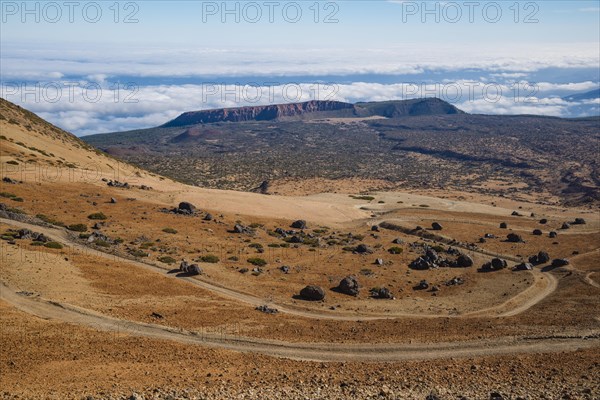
top-left (3, 79), bottom-right (597, 135)
top-left (1, 43), bottom-right (598, 80)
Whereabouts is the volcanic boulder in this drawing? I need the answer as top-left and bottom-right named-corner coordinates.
top-left (338, 276), bottom-right (360, 296)
top-left (300, 285), bottom-right (325, 301)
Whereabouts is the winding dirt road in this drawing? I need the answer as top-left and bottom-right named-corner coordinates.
top-left (2, 218), bottom-right (599, 362)
top-left (1, 283), bottom-right (598, 362)
top-left (0, 218), bottom-right (557, 321)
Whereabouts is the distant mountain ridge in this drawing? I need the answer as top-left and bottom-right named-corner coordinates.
top-left (562, 88), bottom-right (600, 102)
top-left (162, 98), bottom-right (464, 127)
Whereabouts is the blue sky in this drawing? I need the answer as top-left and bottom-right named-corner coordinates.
top-left (1, 1), bottom-right (599, 134)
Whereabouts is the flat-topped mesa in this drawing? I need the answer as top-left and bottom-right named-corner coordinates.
top-left (162, 100), bottom-right (355, 127)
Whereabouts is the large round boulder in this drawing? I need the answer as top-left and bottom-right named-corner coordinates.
top-left (491, 258), bottom-right (508, 270)
top-left (506, 233), bottom-right (524, 243)
top-left (456, 254), bottom-right (474, 268)
top-left (291, 220), bottom-right (307, 229)
top-left (551, 259), bottom-right (569, 267)
top-left (178, 202), bottom-right (196, 213)
top-left (300, 285), bottom-right (325, 301)
top-left (355, 244), bottom-right (373, 254)
top-left (431, 222), bottom-right (443, 231)
top-left (338, 276), bottom-right (359, 296)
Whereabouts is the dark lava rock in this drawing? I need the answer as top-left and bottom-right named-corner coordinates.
top-left (203, 213), bottom-right (213, 221)
top-left (481, 258), bottom-right (508, 271)
top-left (291, 220), bottom-right (307, 229)
top-left (176, 202), bottom-right (196, 214)
top-left (499, 222), bottom-right (508, 229)
top-left (414, 280), bottom-right (429, 290)
top-left (513, 262), bottom-right (533, 271)
top-left (338, 276), bottom-right (359, 296)
top-left (446, 277), bottom-right (464, 286)
top-left (456, 254), bottom-right (474, 268)
top-left (289, 235), bottom-right (303, 244)
top-left (255, 305), bottom-right (278, 314)
top-left (561, 222), bottom-right (571, 230)
top-left (371, 225), bottom-right (379, 232)
top-left (532, 229), bottom-right (543, 235)
top-left (551, 258), bottom-right (569, 267)
top-left (539, 218), bottom-right (548, 224)
top-left (431, 222), bottom-right (443, 231)
top-left (529, 251), bottom-right (550, 265)
top-left (511, 211), bottom-right (522, 216)
top-left (370, 287), bottom-right (394, 299)
top-left (549, 231), bottom-right (558, 238)
top-left (506, 233), bottom-right (524, 243)
top-left (491, 258), bottom-right (508, 269)
top-left (300, 285), bottom-right (325, 301)
top-left (355, 244), bottom-right (373, 254)
top-left (573, 218), bottom-right (586, 225)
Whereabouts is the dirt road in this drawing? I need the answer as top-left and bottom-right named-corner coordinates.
top-left (1, 283), bottom-right (598, 362)
top-left (0, 218), bottom-right (558, 320)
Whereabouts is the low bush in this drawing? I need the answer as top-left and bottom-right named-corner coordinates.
top-left (388, 246), bottom-right (403, 254)
top-left (68, 223), bottom-right (88, 232)
top-left (200, 254), bottom-right (219, 263)
top-left (158, 256), bottom-right (177, 264)
top-left (247, 257), bottom-right (267, 267)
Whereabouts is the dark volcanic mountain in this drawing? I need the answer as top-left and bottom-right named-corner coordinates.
top-left (84, 98), bottom-right (600, 207)
top-left (162, 98), bottom-right (464, 127)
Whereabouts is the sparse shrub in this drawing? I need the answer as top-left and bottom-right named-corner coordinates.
top-left (30, 241), bottom-right (44, 246)
top-left (388, 246), bottom-right (403, 254)
top-left (44, 242), bottom-right (63, 249)
top-left (0, 192), bottom-right (16, 199)
top-left (79, 233), bottom-right (91, 239)
top-left (228, 256), bottom-right (239, 261)
top-left (378, 200), bottom-right (385, 204)
top-left (130, 249), bottom-right (149, 257)
top-left (67, 223), bottom-right (87, 232)
top-left (94, 240), bottom-right (111, 248)
top-left (6, 160), bottom-right (19, 165)
top-left (36, 214), bottom-right (65, 226)
top-left (88, 212), bottom-right (107, 220)
top-left (11, 197), bottom-right (23, 202)
top-left (350, 195), bottom-right (375, 201)
top-left (200, 254), bottom-right (219, 263)
top-left (139, 242), bottom-right (154, 249)
top-left (158, 256), bottom-right (176, 264)
top-left (249, 222), bottom-right (263, 229)
top-left (419, 204), bottom-right (430, 208)
top-left (162, 227), bottom-right (178, 234)
top-left (267, 243), bottom-right (280, 248)
top-left (431, 245), bottom-right (445, 252)
top-left (360, 268), bottom-right (374, 276)
top-left (249, 243), bottom-right (263, 249)
top-left (247, 257), bottom-right (267, 267)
